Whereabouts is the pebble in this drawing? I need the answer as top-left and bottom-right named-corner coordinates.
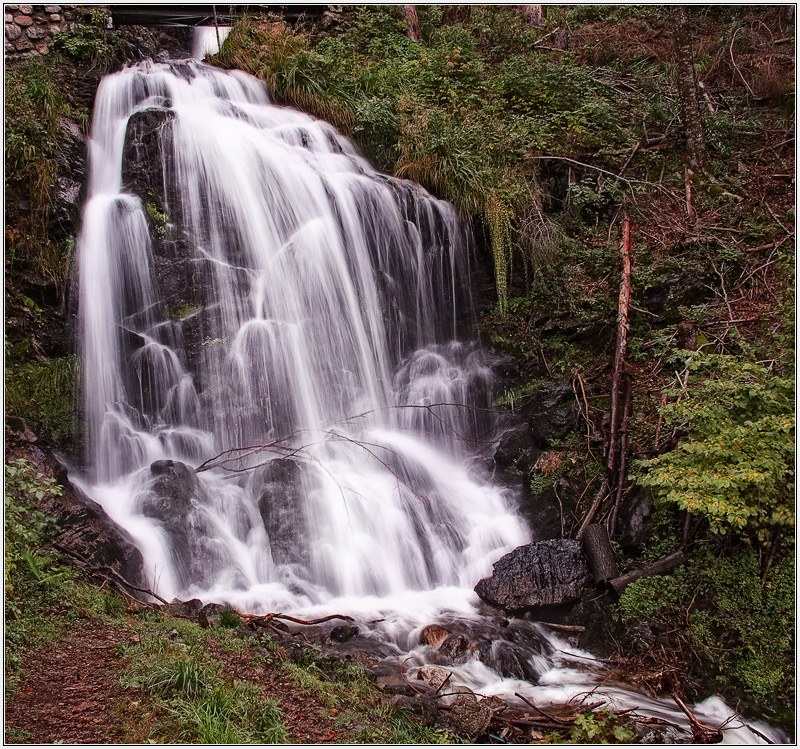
top-left (45, 4), bottom-right (61, 11)
top-left (13, 14), bottom-right (33, 27)
top-left (49, 13), bottom-right (60, 22)
top-left (5, 23), bottom-right (21, 40)
top-left (26, 25), bottom-right (46, 39)
top-left (18, 4), bottom-right (33, 14)
top-left (13, 34), bottom-right (32, 49)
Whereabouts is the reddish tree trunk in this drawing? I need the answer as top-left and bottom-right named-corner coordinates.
top-left (517, 5), bottom-right (546, 27)
top-left (398, 5), bottom-right (422, 42)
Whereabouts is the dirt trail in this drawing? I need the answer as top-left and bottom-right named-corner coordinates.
top-left (5, 615), bottom-right (343, 745)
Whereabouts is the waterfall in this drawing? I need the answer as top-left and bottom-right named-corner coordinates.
top-left (73, 57), bottom-right (785, 744)
top-left (76, 58), bottom-right (528, 605)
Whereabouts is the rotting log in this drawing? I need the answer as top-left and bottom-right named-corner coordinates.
top-left (609, 550), bottom-right (687, 596)
top-left (582, 524), bottom-right (619, 586)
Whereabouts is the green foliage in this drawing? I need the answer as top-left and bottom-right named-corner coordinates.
top-left (5, 352), bottom-right (78, 445)
top-left (5, 59), bottom-right (65, 208)
top-left (4, 459), bottom-right (75, 697)
top-left (4, 460), bottom-right (63, 607)
top-left (121, 632), bottom-right (288, 744)
top-left (634, 355), bottom-right (794, 539)
top-left (564, 709), bottom-right (636, 743)
top-left (218, 607), bottom-right (241, 629)
top-left (618, 545), bottom-right (794, 714)
top-left (168, 682), bottom-right (286, 744)
top-left (212, 7), bottom-right (633, 314)
top-left (51, 9), bottom-right (122, 67)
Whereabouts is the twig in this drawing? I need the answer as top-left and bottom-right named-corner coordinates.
top-left (764, 201), bottom-right (793, 235)
top-left (514, 693), bottom-right (573, 725)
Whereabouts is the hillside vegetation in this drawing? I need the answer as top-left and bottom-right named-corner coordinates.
top-left (4, 3), bottom-right (795, 737)
top-left (213, 4), bottom-right (795, 727)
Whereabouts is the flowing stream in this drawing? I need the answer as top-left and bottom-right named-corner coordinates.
top-left (73, 51), bottom-right (785, 744)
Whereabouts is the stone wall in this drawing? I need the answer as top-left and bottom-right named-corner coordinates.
top-left (5, 4), bottom-right (80, 57)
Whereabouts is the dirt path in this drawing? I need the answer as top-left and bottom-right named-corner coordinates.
top-left (5, 616), bottom-right (346, 745)
top-left (5, 618), bottom-right (135, 744)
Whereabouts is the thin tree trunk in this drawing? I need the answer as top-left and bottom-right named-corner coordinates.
top-left (398, 5), bottom-right (422, 42)
top-left (608, 218), bottom-right (632, 476)
top-left (671, 5), bottom-right (709, 173)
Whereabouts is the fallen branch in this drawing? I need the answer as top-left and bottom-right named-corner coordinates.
top-left (609, 550), bottom-right (687, 596)
top-left (234, 611), bottom-right (355, 627)
top-left (514, 692), bottom-right (573, 725)
top-left (52, 541), bottom-right (170, 605)
top-left (673, 694), bottom-right (724, 742)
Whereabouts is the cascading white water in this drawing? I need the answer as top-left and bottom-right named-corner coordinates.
top-left (77, 57), bottom-right (528, 604)
top-left (74, 57), bottom-right (786, 744)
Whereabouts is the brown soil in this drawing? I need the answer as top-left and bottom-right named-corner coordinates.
top-left (4, 615), bottom-right (351, 745)
top-left (4, 618), bottom-right (135, 744)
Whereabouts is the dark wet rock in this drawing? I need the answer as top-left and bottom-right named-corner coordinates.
top-left (5, 443), bottom-right (148, 594)
top-left (616, 489), bottom-right (654, 553)
top-left (483, 639), bottom-right (542, 681)
top-left (330, 624), bottom-right (359, 643)
top-left (122, 107), bottom-right (175, 205)
top-left (441, 694), bottom-right (492, 738)
top-left (433, 633), bottom-right (478, 667)
top-left (139, 460), bottom-right (238, 592)
top-left (475, 539), bottom-right (590, 611)
top-left (522, 380), bottom-right (580, 445)
top-left (417, 665), bottom-right (450, 690)
top-left (643, 275), bottom-right (712, 321)
top-left (117, 24), bottom-right (192, 61)
top-left (49, 480), bottom-right (147, 593)
top-left (253, 459), bottom-right (310, 569)
top-left (494, 422), bottom-right (543, 473)
top-left (371, 661), bottom-right (419, 696)
top-left (165, 597), bottom-right (204, 618)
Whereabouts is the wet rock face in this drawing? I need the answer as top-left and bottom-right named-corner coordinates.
top-left (49, 480), bottom-right (146, 592)
top-left (138, 460), bottom-right (232, 591)
top-left (6, 442), bottom-right (146, 593)
top-left (253, 459), bottom-right (310, 569)
top-left (474, 539), bottom-right (590, 611)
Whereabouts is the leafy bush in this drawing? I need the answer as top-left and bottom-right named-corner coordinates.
top-left (50, 9), bottom-right (122, 67)
top-left (4, 459), bottom-right (63, 606)
top-left (634, 355), bottom-right (794, 541)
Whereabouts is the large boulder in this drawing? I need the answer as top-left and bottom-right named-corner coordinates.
top-left (474, 539), bottom-right (590, 611)
top-left (253, 459), bottom-right (310, 569)
top-left (138, 459), bottom-right (240, 591)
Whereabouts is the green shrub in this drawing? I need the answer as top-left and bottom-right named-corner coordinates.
top-left (634, 354), bottom-right (794, 541)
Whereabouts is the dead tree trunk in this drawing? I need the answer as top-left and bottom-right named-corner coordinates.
top-left (608, 218), bottom-right (632, 477)
top-left (517, 5), bottom-right (546, 27)
top-left (398, 5), bottom-right (422, 42)
top-left (442, 5), bottom-right (471, 25)
top-left (671, 5), bottom-right (710, 173)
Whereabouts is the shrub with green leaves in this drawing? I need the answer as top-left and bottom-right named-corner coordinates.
top-left (4, 459), bottom-right (63, 606)
top-left (634, 354), bottom-right (794, 541)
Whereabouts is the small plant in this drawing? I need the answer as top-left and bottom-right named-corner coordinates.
top-left (565, 709), bottom-right (636, 743)
top-left (218, 607), bottom-right (241, 629)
